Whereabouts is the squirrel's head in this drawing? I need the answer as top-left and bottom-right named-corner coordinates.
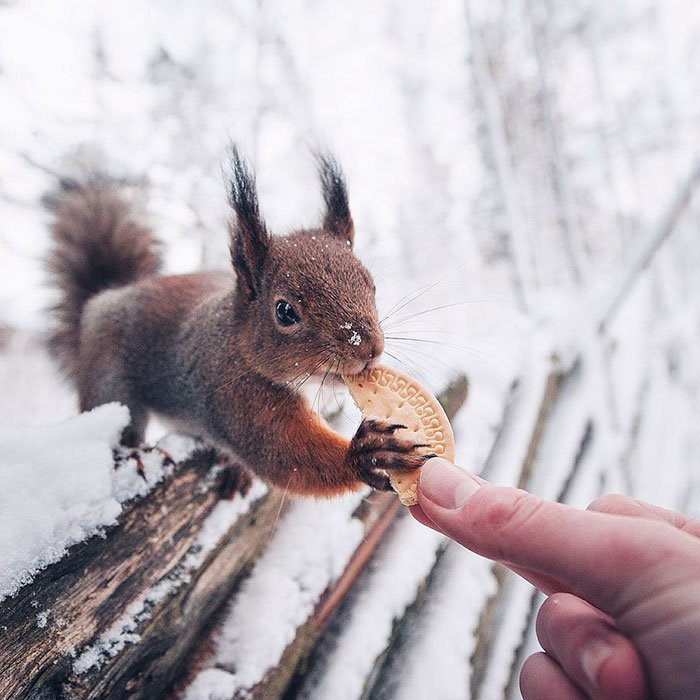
top-left (227, 147), bottom-right (384, 384)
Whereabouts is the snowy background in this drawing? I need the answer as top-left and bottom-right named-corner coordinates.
top-left (1, 0), bottom-right (700, 698)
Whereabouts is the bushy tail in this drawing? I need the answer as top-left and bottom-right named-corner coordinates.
top-left (45, 176), bottom-right (161, 380)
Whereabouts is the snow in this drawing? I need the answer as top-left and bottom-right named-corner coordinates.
top-left (188, 479), bottom-right (268, 557)
top-left (72, 479), bottom-right (267, 675)
top-left (296, 514), bottom-right (445, 700)
top-left (387, 544), bottom-right (497, 700)
top-left (72, 598), bottom-right (146, 675)
top-left (476, 332), bottom-right (553, 486)
top-left (184, 492), bottom-right (365, 696)
top-left (0, 402), bottom-right (205, 604)
top-left (35, 609), bottom-right (49, 629)
top-left (0, 403), bottom-right (129, 601)
top-left (478, 575), bottom-right (538, 700)
top-left (183, 669), bottom-right (239, 700)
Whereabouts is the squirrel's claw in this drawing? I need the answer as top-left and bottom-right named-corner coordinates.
top-left (348, 418), bottom-right (435, 490)
top-left (353, 418), bottom-right (405, 440)
top-left (359, 469), bottom-right (393, 491)
top-left (380, 451), bottom-right (437, 470)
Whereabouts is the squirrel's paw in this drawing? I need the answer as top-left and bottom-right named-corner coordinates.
top-left (215, 457), bottom-right (253, 499)
top-left (348, 418), bottom-right (436, 491)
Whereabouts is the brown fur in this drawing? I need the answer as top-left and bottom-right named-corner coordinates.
top-left (45, 148), bottom-right (431, 496)
top-left (46, 177), bottom-right (160, 382)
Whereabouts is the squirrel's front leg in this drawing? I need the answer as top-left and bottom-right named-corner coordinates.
top-left (269, 415), bottom-right (432, 497)
top-left (234, 398), bottom-right (431, 497)
top-left (211, 379), bottom-right (432, 497)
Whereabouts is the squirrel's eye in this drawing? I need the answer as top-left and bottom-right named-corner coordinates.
top-left (275, 300), bottom-right (301, 327)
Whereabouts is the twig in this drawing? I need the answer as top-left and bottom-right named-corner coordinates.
top-left (466, 4), bottom-right (534, 312)
top-left (598, 157), bottom-right (700, 334)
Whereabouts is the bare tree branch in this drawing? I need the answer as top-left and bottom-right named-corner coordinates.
top-left (598, 157), bottom-right (700, 333)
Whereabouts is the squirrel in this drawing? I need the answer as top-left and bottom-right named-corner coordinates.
top-left (45, 147), bottom-right (433, 497)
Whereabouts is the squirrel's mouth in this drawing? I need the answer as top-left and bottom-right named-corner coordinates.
top-left (298, 354), bottom-right (380, 386)
top-left (336, 356), bottom-right (381, 378)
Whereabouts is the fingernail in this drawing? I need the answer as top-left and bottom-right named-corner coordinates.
top-left (581, 637), bottom-right (614, 688)
top-left (420, 457), bottom-right (481, 509)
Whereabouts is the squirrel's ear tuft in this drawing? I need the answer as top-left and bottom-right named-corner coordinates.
top-left (316, 152), bottom-right (354, 247)
top-left (227, 145), bottom-right (270, 300)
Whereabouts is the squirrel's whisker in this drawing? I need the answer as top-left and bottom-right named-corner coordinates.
top-left (311, 355), bottom-right (336, 421)
top-left (378, 264), bottom-right (467, 326)
top-left (386, 334), bottom-right (495, 357)
top-left (382, 299), bottom-right (498, 331)
top-left (207, 350), bottom-right (332, 439)
top-left (382, 318), bottom-right (446, 333)
top-left (386, 336), bottom-right (512, 377)
top-left (285, 351), bottom-right (332, 390)
top-left (329, 358), bottom-right (353, 422)
top-left (382, 349), bottom-right (432, 388)
top-left (379, 280), bottom-right (444, 327)
top-left (271, 471), bottom-right (295, 536)
top-left (323, 358), bottom-right (346, 421)
top-left (384, 343), bottom-right (462, 384)
top-left (259, 351), bottom-right (335, 424)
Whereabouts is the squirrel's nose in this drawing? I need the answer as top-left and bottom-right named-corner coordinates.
top-left (341, 322), bottom-right (384, 374)
top-left (364, 354), bottom-right (381, 371)
top-left (363, 332), bottom-right (384, 370)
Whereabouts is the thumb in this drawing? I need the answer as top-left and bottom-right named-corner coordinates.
top-left (415, 458), bottom-right (698, 618)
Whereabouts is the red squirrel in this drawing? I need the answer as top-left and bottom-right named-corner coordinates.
top-left (46, 147), bottom-right (433, 496)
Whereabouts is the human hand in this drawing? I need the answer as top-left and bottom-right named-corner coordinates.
top-left (410, 457), bottom-right (700, 700)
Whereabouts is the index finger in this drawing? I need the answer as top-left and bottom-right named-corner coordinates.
top-left (415, 458), bottom-right (699, 617)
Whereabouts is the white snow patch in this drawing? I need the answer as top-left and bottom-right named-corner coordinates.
top-left (0, 403), bottom-right (129, 601)
top-left (35, 609), bottom-right (50, 629)
top-left (391, 544), bottom-right (497, 700)
top-left (183, 492), bottom-right (366, 697)
top-left (109, 445), bottom-right (173, 503)
top-left (73, 598), bottom-right (145, 674)
top-left (183, 669), bottom-right (239, 700)
top-left (298, 514), bottom-right (444, 700)
top-left (0, 402), bottom-right (207, 604)
top-left (182, 479), bottom-right (268, 571)
top-left (157, 433), bottom-right (203, 464)
top-left (479, 575), bottom-right (538, 700)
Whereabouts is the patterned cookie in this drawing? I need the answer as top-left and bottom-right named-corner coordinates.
top-left (344, 365), bottom-right (455, 505)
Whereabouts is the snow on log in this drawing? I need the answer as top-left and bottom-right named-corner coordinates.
top-left (0, 407), bottom-right (277, 700)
